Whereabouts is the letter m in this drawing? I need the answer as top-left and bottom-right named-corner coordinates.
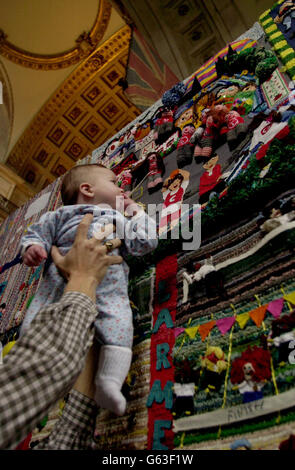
top-left (146, 380), bottom-right (173, 409)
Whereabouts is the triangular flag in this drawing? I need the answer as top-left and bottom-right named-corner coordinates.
top-left (185, 325), bottom-right (199, 340)
top-left (216, 317), bottom-right (236, 335)
top-left (174, 327), bottom-right (185, 338)
top-left (267, 298), bottom-right (284, 319)
top-left (249, 305), bottom-right (268, 327)
top-left (284, 291), bottom-right (295, 306)
top-left (236, 312), bottom-right (250, 330)
top-left (199, 320), bottom-right (216, 342)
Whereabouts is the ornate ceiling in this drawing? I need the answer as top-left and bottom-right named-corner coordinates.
top-left (0, 0), bottom-right (112, 70)
top-left (6, 25), bottom-right (141, 193)
top-left (0, 1), bottom-right (141, 196)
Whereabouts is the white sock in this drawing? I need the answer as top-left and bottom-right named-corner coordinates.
top-left (94, 345), bottom-right (132, 416)
top-left (95, 379), bottom-right (126, 416)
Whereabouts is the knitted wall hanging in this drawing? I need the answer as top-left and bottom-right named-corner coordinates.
top-left (2, 1), bottom-right (295, 451)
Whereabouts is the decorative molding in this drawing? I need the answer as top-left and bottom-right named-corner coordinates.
top-left (0, 0), bottom-right (112, 70)
top-left (6, 25), bottom-right (139, 193)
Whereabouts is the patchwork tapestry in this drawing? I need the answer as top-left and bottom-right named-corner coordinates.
top-left (1, 0), bottom-right (295, 451)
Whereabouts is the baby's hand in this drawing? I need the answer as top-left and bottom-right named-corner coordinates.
top-left (123, 193), bottom-right (142, 217)
top-left (23, 245), bottom-right (47, 266)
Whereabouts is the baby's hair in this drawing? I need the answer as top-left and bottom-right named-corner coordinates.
top-left (61, 163), bottom-right (107, 206)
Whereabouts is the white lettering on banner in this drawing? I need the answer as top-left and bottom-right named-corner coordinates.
top-left (227, 399), bottom-right (264, 423)
top-left (173, 389), bottom-right (295, 433)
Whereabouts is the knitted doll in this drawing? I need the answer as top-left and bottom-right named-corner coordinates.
top-left (230, 346), bottom-right (271, 403)
top-left (200, 346), bottom-right (227, 393)
top-left (117, 168), bottom-right (133, 195)
top-left (274, 0), bottom-right (295, 32)
top-left (154, 108), bottom-right (174, 145)
top-left (222, 109), bottom-right (248, 151)
top-left (201, 104), bottom-right (248, 152)
top-left (146, 151), bottom-right (165, 192)
top-left (159, 169), bottom-right (190, 235)
top-left (176, 123), bottom-right (195, 168)
top-left (198, 155), bottom-right (226, 204)
top-left (192, 109), bottom-right (215, 159)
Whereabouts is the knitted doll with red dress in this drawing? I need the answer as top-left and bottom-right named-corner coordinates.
top-left (176, 123), bottom-right (196, 168)
top-left (198, 154), bottom-right (226, 204)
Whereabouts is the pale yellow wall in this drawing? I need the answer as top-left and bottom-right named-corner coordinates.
top-left (0, 0), bottom-right (99, 54)
top-left (233, 0), bottom-right (277, 27)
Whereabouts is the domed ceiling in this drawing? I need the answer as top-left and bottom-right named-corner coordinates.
top-left (0, 0), bottom-right (140, 193)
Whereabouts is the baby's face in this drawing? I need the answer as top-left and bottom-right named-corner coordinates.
top-left (88, 167), bottom-right (123, 209)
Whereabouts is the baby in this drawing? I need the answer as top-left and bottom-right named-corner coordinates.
top-left (20, 164), bottom-right (157, 416)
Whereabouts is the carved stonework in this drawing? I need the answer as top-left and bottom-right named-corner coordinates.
top-left (0, 0), bottom-right (112, 70)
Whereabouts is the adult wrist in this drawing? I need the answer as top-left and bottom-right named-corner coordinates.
top-left (65, 273), bottom-right (98, 301)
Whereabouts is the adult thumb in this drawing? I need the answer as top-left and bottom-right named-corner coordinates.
top-left (51, 245), bottom-right (63, 267)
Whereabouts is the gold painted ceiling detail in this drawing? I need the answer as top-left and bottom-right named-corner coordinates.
top-left (0, 0), bottom-right (112, 70)
top-left (6, 25), bottom-right (141, 193)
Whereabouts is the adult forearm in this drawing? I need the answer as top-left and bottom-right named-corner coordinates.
top-left (0, 292), bottom-right (97, 449)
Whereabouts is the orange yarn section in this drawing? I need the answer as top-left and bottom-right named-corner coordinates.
top-left (199, 320), bottom-right (216, 342)
top-left (249, 305), bottom-right (268, 327)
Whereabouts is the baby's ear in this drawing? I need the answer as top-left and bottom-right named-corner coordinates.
top-left (79, 182), bottom-right (93, 197)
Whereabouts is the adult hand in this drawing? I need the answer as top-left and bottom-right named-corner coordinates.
top-left (51, 213), bottom-right (122, 286)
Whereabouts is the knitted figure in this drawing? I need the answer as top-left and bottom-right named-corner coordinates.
top-left (187, 256), bottom-right (226, 299)
top-left (20, 164), bottom-right (158, 417)
top-left (159, 169), bottom-right (190, 235)
top-left (154, 108), bottom-right (174, 145)
top-left (146, 151), bottom-right (165, 192)
top-left (173, 382), bottom-right (195, 416)
top-left (192, 109), bottom-right (215, 159)
top-left (131, 121), bottom-right (152, 141)
top-left (117, 169), bottom-right (133, 195)
top-left (270, 310), bottom-right (295, 364)
top-left (230, 346), bottom-right (271, 403)
top-left (199, 155), bottom-right (226, 205)
top-left (200, 346), bottom-right (227, 392)
top-left (260, 205), bottom-right (293, 233)
top-left (274, 0), bottom-right (295, 31)
top-left (205, 104), bottom-right (248, 151)
top-left (176, 123), bottom-right (195, 168)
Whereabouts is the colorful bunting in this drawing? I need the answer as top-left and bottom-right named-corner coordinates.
top-left (199, 320), bottom-right (216, 342)
top-left (174, 327), bottom-right (185, 338)
top-left (185, 325), bottom-right (199, 340)
top-left (216, 317), bottom-right (236, 335)
top-left (283, 291), bottom-right (295, 306)
top-left (174, 297), bottom-right (292, 340)
top-left (236, 312), bottom-right (250, 330)
top-left (267, 298), bottom-right (284, 319)
top-left (249, 305), bottom-right (268, 327)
